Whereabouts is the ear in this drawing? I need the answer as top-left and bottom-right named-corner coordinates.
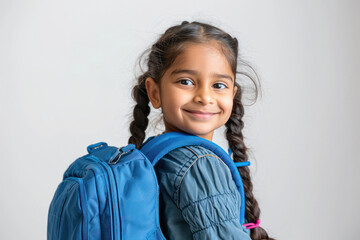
top-left (145, 77), bottom-right (161, 109)
top-left (233, 85), bottom-right (238, 98)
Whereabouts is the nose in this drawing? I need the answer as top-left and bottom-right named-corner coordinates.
top-left (193, 85), bottom-right (214, 105)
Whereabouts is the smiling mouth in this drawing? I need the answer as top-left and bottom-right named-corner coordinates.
top-left (183, 109), bottom-right (219, 119)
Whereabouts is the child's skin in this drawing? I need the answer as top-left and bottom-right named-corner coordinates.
top-left (145, 41), bottom-right (238, 141)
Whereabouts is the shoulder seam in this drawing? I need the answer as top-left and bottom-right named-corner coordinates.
top-left (184, 146), bottom-right (199, 158)
top-left (172, 146), bottom-right (199, 192)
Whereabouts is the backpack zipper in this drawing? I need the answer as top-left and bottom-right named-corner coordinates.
top-left (87, 155), bottom-right (121, 240)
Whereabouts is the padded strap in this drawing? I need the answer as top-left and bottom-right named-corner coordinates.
top-left (140, 132), bottom-right (248, 224)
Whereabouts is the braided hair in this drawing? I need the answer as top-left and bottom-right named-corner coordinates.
top-left (128, 21), bottom-right (274, 240)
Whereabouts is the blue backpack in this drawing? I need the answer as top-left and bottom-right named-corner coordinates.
top-left (47, 132), bottom-right (249, 240)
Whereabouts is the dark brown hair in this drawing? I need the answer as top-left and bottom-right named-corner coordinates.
top-left (128, 20), bottom-right (274, 240)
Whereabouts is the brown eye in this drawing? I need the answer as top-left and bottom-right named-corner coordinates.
top-left (177, 79), bottom-right (194, 86)
top-left (213, 83), bottom-right (227, 89)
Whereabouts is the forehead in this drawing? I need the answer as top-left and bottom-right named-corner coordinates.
top-left (165, 42), bottom-right (234, 77)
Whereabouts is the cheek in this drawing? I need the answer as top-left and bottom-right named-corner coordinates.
top-left (224, 102), bottom-right (234, 121)
top-left (219, 95), bottom-right (234, 112)
top-left (162, 94), bottom-right (181, 110)
top-left (162, 88), bottom-right (189, 108)
top-left (160, 90), bottom-right (185, 115)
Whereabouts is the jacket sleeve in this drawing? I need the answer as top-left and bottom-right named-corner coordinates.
top-left (166, 146), bottom-right (251, 240)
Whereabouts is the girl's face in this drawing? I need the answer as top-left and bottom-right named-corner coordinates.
top-left (145, 42), bottom-right (237, 141)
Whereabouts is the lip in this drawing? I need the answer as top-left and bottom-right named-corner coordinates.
top-left (183, 109), bottom-right (219, 120)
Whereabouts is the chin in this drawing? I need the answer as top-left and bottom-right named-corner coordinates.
top-left (185, 129), bottom-right (213, 137)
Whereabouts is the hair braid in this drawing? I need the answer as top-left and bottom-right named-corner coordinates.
top-left (225, 83), bottom-right (274, 240)
top-left (128, 73), bottom-right (151, 149)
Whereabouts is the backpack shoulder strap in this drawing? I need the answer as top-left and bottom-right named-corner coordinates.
top-left (140, 131), bottom-right (248, 225)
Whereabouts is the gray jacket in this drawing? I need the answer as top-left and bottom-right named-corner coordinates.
top-left (154, 144), bottom-right (251, 240)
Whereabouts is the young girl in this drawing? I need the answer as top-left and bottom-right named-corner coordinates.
top-left (128, 21), bottom-right (273, 240)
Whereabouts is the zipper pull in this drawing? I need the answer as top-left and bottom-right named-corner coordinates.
top-left (108, 144), bottom-right (135, 165)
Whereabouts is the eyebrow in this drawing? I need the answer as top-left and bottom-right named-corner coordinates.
top-left (170, 69), bottom-right (233, 82)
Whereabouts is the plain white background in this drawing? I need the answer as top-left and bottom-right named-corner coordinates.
top-left (1, 0), bottom-right (359, 239)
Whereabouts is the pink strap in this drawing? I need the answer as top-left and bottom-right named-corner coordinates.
top-left (243, 219), bottom-right (261, 229)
